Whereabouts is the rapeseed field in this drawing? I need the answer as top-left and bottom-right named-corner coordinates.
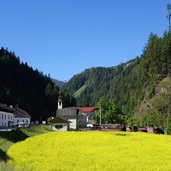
top-left (7, 131), bottom-right (171, 171)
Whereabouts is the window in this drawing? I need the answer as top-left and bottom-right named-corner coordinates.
top-left (26, 120), bottom-right (28, 123)
top-left (22, 120), bottom-right (24, 122)
top-left (8, 115), bottom-right (10, 120)
top-left (17, 120), bottom-right (19, 123)
top-left (55, 125), bottom-right (63, 129)
top-left (2, 114), bottom-right (3, 119)
top-left (5, 114), bottom-right (6, 120)
top-left (11, 115), bottom-right (13, 120)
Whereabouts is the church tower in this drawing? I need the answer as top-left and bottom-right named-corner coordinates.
top-left (58, 91), bottom-right (63, 109)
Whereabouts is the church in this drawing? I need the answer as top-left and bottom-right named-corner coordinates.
top-left (50, 94), bottom-right (96, 131)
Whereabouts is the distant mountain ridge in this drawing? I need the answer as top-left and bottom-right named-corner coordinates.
top-left (51, 78), bottom-right (66, 87)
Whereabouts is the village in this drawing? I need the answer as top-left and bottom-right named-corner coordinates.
top-left (0, 94), bottom-right (164, 134)
top-left (1, 1), bottom-right (171, 170)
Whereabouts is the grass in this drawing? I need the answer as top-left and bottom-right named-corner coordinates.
top-left (73, 85), bottom-right (87, 98)
top-left (7, 131), bottom-right (171, 171)
top-left (0, 125), bottom-right (52, 171)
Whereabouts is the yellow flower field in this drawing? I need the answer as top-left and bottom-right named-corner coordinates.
top-left (7, 131), bottom-right (171, 171)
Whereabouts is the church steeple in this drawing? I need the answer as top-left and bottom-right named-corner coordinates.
top-left (58, 91), bottom-right (63, 109)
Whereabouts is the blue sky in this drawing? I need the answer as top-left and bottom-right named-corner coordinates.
top-left (0, 0), bottom-right (170, 80)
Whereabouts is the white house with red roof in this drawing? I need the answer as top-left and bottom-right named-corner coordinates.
top-left (56, 97), bottom-right (96, 129)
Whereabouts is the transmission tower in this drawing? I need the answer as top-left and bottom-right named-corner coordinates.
top-left (167, 4), bottom-right (171, 32)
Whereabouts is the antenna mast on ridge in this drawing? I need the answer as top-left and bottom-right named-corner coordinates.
top-left (167, 4), bottom-right (171, 32)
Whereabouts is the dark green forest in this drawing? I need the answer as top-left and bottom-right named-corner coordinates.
top-left (1, 31), bottom-right (171, 133)
top-left (0, 47), bottom-right (59, 121)
top-left (64, 32), bottom-right (171, 133)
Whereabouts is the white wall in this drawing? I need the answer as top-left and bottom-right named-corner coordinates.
top-left (13, 117), bottom-right (30, 127)
top-left (69, 118), bottom-right (77, 129)
top-left (51, 123), bottom-right (68, 131)
top-left (0, 111), bottom-right (13, 127)
top-left (63, 116), bottom-right (87, 129)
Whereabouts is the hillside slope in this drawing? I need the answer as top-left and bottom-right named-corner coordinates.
top-left (64, 57), bottom-right (141, 110)
top-left (0, 125), bottom-right (52, 171)
top-left (0, 48), bottom-right (59, 121)
top-left (64, 32), bottom-right (171, 130)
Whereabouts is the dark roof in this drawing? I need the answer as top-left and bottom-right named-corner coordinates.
top-left (56, 106), bottom-right (96, 117)
top-left (56, 107), bottom-right (83, 117)
top-left (49, 116), bottom-right (71, 123)
top-left (14, 107), bottom-right (31, 118)
top-left (0, 103), bottom-right (31, 118)
top-left (0, 103), bottom-right (14, 113)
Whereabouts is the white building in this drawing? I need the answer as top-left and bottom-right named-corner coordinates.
top-left (0, 103), bottom-right (31, 128)
top-left (13, 107), bottom-right (31, 127)
top-left (49, 116), bottom-right (71, 131)
top-left (0, 104), bottom-right (14, 127)
top-left (56, 106), bottom-right (88, 129)
top-left (56, 98), bottom-right (96, 129)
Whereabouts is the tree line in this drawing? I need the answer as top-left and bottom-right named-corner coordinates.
top-left (0, 47), bottom-right (73, 121)
top-left (64, 32), bottom-right (171, 133)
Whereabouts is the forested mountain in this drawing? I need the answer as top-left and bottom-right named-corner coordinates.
top-left (1, 31), bottom-right (171, 132)
top-left (64, 32), bottom-right (171, 133)
top-left (64, 57), bottom-right (141, 109)
top-left (0, 47), bottom-right (60, 121)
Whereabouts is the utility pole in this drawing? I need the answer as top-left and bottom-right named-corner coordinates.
top-left (100, 104), bottom-right (102, 126)
top-left (167, 4), bottom-right (171, 32)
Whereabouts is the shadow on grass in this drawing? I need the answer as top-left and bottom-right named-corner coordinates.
top-left (0, 149), bottom-right (12, 162)
top-left (115, 133), bottom-right (130, 136)
top-left (0, 130), bottom-right (29, 143)
top-left (0, 130), bottom-right (29, 163)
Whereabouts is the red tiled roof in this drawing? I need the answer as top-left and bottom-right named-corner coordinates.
top-left (79, 107), bottom-right (96, 113)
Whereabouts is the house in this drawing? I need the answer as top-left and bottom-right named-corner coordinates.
top-left (49, 116), bottom-right (71, 131)
top-left (0, 103), bottom-right (14, 128)
top-left (56, 107), bottom-right (87, 129)
top-left (13, 106), bottom-right (31, 128)
top-left (0, 103), bottom-right (31, 129)
top-left (56, 96), bottom-right (96, 129)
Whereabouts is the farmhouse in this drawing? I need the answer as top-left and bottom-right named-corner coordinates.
top-left (0, 103), bottom-right (31, 129)
top-left (56, 107), bottom-right (87, 129)
top-left (49, 116), bottom-right (71, 131)
top-left (0, 103), bottom-right (14, 128)
top-left (56, 96), bottom-right (96, 129)
top-left (13, 106), bottom-right (31, 128)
